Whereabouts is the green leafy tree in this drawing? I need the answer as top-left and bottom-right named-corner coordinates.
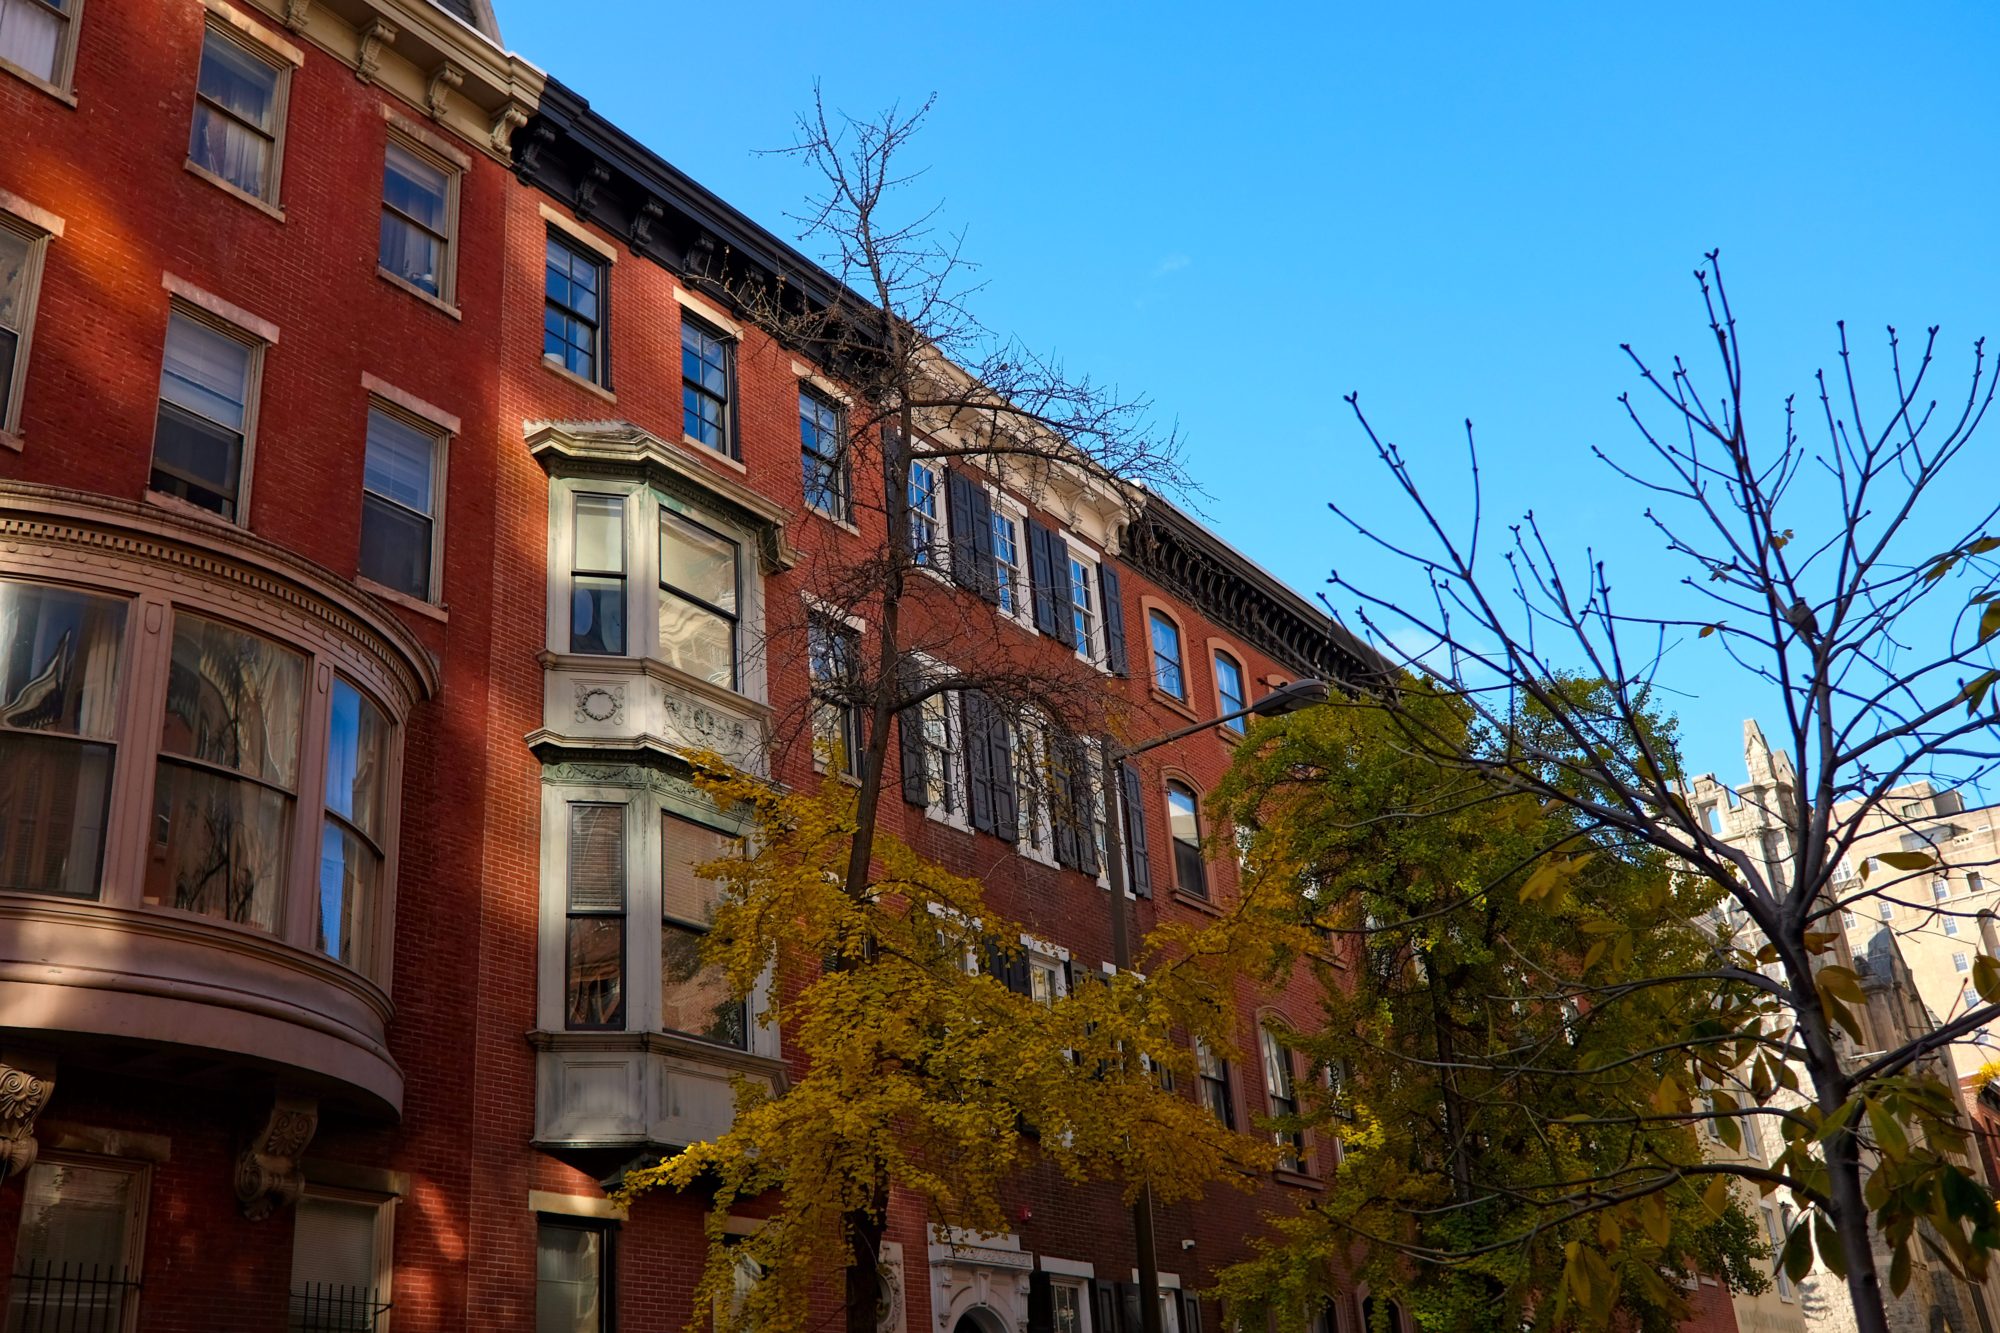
top-left (1204, 688), bottom-right (1770, 1331)
top-left (1310, 256), bottom-right (2000, 1333)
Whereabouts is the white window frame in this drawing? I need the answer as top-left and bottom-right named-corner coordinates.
top-left (9, 1151), bottom-right (151, 1333)
top-left (150, 289), bottom-right (270, 527)
top-left (536, 778), bottom-right (776, 1057)
top-left (290, 1185), bottom-right (397, 1333)
top-left (805, 597), bottom-right (865, 778)
top-left (907, 455), bottom-right (948, 576)
top-left (544, 476), bottom-right (768, 706)
top-left (909, 651), bottom-right (968, 830)
top-left (987, 487), bottom-right (1034, 629)
top-left (0, 200), bottom-right (57, 442)
top-left (0, 0), bottom-right (86, 99)
top-left (378, 128), bottom-right (463, 309)
top-left (1008, 706), bottom-right (1057, 866)
top-left (358, 389), bottom-right (451, 607)
top-left (1260, 1025), bottom-right (1303, 1173)
top-left (1019, 930), bottom-right (1070, 1006)
top-left (186, 10), bottom-right (299, 209)
top-left (1063, 535), bottom-right (1110, 671)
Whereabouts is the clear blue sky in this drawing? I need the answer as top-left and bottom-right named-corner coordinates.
top-left (498, 1), bottom-right (2000, 783)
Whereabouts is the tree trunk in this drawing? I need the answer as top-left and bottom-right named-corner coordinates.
top-left (846, 1197), bottom-right (889, 1333)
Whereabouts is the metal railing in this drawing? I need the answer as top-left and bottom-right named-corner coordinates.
top-left (287, 1283), bottom-right (392, 1333)
top-left (6, 1261), bottom-right (139, 1333)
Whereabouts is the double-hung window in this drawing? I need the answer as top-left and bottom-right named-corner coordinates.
top-left (1166, 780), bottom-right (1205, 899)
top-left (564, 802), bottom-right (626, 1030)
top-left (1214, 651), bottom-right (1247, 733)
top-left (920, 690), bottom-right (963, 818)
top-left (661, 813), bottom-right (745, 1047)
top-left (681, 319), bottom-right (732, 454)
top-left (1196, 1039), bottom-right (1234, 1128)
top-left (317, 679), bottom-right (390, 979)
top-left (1149, 612), bottom-right (1185, 699)
top-left (0, 216), bottom-right (50, 437)
top-left (359, 405), bottom-right (444, 602)
top-left (800, 391), bottom-right (847, 518)
top-left (380, 139), bottom-right (457, 302)
top-left (1012, 712), bottom-right (1053, 858)
top-left (545, 235), bottom-right (605, 384)
top-left (908, 459), bottom-right (942, 567)
top-left (149, 613), bottom-right (305, 933)
top-left (8, 1155), bottom-right (148, 1332)
top-left (0, 0), bottom-right (79, 92)
top-left (1261, 1027), bottom-right (1303, 1171)
top-left (189, 24), bottom-right (288, 202)
top-left (288, 1190), bottom-right (393, 1333)
top-left (152, 309), bottom-right (259, 520)
top-left (990, 505), bottom-right (1026, 618)
top-left (569, 494), bottom-right (626, 655)
top-left (658, 510), bottom-right (739, 689)
top-left (809, 613), bottom-right (861, 777)
top-left (1068, 554), bottom-right (1098, 661)
top-left (0, 582), bottom-right (122, 898)
top-left (537, 1217), bottom-right (613, 1333)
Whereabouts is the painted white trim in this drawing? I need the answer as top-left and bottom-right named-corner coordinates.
top-left (362, 372), bottom-right (460, 434)
top-left (161, 272), bottom-right (281, 345)
top-left (1038, 1257), bottom-right (1095, 1279)
top-left (0, 188), bottom-right (64, 238)
top-left (200, 0), bottom-right (305, 65)
top-left (378, 104), bottom-right (472, 170)
top-left (675, 287), bottom-right (743, 339)
top-left (791, 360), bottom-right (852, 406)
top-left (540, 203), bottom-right (618, 262)
top-left (528, 1189), bottom-right (627, 1220)
top-left (799, 590), bottom-right (866, 634)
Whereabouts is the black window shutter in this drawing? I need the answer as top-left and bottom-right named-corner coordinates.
top-left (965, 691), bottom-right (997, 835)
top-left (947, 470), bottom-right (999, 602)
top-left (1071, 738), bottom-right (1101, 878)
top-left (897, 661), bottom-right (929, 807)
top-left (989, 703), bottom-right (1019, 843)
top-left (1091, 1281), bottom-right (1120, 1333)
top-left (1120, 759), bottom-right (1152, 898)
top-left (1099, 560), bottom-right (1129, 676)
top-left (1026, 519), bottom-right (1073, 645)
top-left (1028, 1272), bottom-right (1055, 1333)
top-left (1050, 736), bottom-right (1080, 870)
top-left (1118, 1283), bottom-right (1142, 1333)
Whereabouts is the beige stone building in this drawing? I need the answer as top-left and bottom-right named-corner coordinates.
top-left (1827, 781), bottom-right (2000, 1087)
top-left (1685, 723), bottom-right (1999, 1333)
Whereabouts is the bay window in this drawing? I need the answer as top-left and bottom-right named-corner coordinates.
top-left (0, 583), bottom-right (122, 897)
top-left (564, 802), bottom-right (627, 1030)
top-left (658, 509), bottom-right (738, 689)
top-left (569, 494), bottom-right (626, 656)
top-left (317, 680), bottom-right (389, 976)
top-left (661, 813), bottom-right (744, 1047)
top-left (148, 612), bottom-right (305, 933)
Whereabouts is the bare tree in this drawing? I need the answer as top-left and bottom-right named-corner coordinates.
top-left (678, 89), bottom-right (1191, 1333)
top-left (1320, 254), bottom-right (2000, 1331)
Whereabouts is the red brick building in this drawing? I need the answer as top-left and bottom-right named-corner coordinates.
top-left (0, 3), bottom-right (1391, 1333)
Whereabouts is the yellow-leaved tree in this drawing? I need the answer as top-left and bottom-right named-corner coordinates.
top-left (616, 762), bottom-right (1290, 1333)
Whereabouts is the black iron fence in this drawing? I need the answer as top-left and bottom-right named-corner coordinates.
top-left (287, 1283), bottom-right (392, 1333)
top-left (6, 1261), bottom-right (139, 1333)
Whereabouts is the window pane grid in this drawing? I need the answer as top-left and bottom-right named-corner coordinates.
top-left (1069, 557), bottom-right (1096, 654)
top-left (991, 511), bottom-right (1023, 616)
top-left (1150, 612), bottom-right (1184, 698)
top-left (681, 322), bottom-right (730, 452)
top-left (908, 462), bottom-right (939, 564)
top-left (544, 238), bottom-right (602, 381)
top-left (801, 392), bottom-right (846, 515)
top-left (189, 31), bottom-right (281, 198)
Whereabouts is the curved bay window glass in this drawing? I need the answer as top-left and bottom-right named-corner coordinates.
top-left (0, 583), bottom-right (124, 898)
top-left (148, 614), bottom-right (304, 932)
top-left (565, 802), bottom-right (626, 1029)
top-left (1166, 780), bottom-right (1205, 898)
top-left (318, 679), bottom-right (390, 976)
top-left (569, 494), bottom-right (626, 655)
top-left (658, 510), bottom-right (738, 689)
top-left (661, 813), bottom-right (745, 1047)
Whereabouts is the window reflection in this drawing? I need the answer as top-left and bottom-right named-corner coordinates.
top-left (661, 814), bottom-right (744, 1047)
top-left (148, 613), bottom-right (305, 931)
top-left (0, 583), bottom-right (124, 898)
top-left (318, 680), bottom-right (389, 975)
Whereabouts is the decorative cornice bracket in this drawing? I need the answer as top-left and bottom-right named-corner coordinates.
top-left (0, 1057), bottom-right (55, 1181)
top-left (355, 17), bottom-right (398, 85)
top-left (490, 101), bottom-right (530, 158)
top-left (426, 61), bottom-right (464, 120)
top-left (235, 1095), bottom-right (319, 1221)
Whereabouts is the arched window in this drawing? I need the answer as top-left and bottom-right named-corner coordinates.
top-left (1213, 650), bottom-right (1246, 732)
top-left (1148, 610), bottom-right (1185, 698)
top-left (1166, 780), bottom-right (1205, 898)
